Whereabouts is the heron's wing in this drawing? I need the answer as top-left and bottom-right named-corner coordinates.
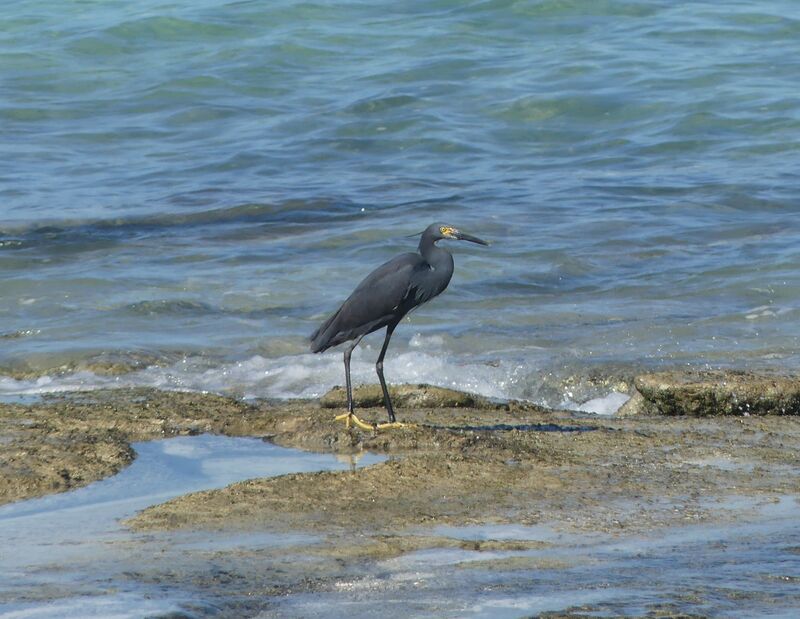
top-left (405, 262), bottom-right (446, 307)
top-left (310, 253), bottom-right (426, 351)
top-left (350, 252), bottom-right (422, 293)
top-left (344, 252), bottom-right (426, 320)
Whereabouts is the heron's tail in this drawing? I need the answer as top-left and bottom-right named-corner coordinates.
top-left (309, 308), bottom-right (341, 353)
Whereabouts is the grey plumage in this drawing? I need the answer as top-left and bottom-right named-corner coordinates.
top-left (311, 222), bottom-right (488, 424)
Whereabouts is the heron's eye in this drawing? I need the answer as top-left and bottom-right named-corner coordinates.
top-left (439, 226), bottom-right (456, 237)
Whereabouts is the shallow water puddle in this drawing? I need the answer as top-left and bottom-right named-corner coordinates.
top-left (0, 434), bottom-right (383, 618)
top-left (261, 498), bottom-right (800, 619)
top-left (2, 437), bottom-right (799, 618)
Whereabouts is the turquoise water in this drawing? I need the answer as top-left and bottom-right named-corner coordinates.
top-left (2, 1), bottom-right (800, 406)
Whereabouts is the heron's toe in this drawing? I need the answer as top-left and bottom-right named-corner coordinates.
top-left (333, 412), bottom-right (376, 431)
top-left (374, 421), bottom-right (417, 431)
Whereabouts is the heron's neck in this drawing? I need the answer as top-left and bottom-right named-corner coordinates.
top-left (419, 236), bottom-right (454, 272)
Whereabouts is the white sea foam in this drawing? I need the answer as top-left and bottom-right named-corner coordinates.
top-left (0, 349), bottom-right (529, 402)
top-left (564, 391), bottom-right (631, 416)
top-left (0, 337), bottom-right (631, 415)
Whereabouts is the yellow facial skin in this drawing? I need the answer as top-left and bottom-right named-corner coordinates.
top-left (439, 226), bottom-right (458, 239)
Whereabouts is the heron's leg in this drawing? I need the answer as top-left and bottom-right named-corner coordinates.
top-left (372, 323), bottom-right (418, 431)
top-left (375, 323), bottom-right (398, 423)
top-left (334, 336), bottom-right (373, 430)
top-left (344, 338), bottom-right (359, 414)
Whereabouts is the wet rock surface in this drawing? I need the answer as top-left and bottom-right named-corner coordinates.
top-left (128, 395), bottom-right (800, 535)
top-left (1, 382), bottom-right (799, 526)
top-left (627, 370), bottom-right (800, 416)
top-left (319, 383), bottom-right (492, 410)
top-left (0, 389), bottom-right (260, 504)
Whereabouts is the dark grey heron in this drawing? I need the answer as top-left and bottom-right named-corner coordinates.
top-left (310, 223), bottom-right (489, 430)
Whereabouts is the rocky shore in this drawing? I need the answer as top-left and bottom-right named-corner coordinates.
top-left (2, 372), bottom-right (800, 617)
top-left (1, 371), bottom-right (798, 527)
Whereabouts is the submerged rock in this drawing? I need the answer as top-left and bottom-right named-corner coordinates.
top-left (627, 370), bottom-right (800, 416)
top-left (0, 350), bottom-right (178, 380)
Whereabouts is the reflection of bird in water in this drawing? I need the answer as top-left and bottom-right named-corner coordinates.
top-left (335, 452), bottom-right (364, 472)
top-left (311, 223), bottom-right (489, 430)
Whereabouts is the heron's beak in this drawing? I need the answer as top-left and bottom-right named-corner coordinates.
top-left (455, 230), bottom-right (489, 246)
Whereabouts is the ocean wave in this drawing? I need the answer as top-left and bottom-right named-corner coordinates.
top-left (0, 348), bottom-right (635, 416)
top-left (0, 195), bottom-right (466, 244)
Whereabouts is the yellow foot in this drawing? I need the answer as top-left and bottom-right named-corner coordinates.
top-left (332, 414), bottom-right (417, 431)
top-left (333, 412), bottom-right (376, 431)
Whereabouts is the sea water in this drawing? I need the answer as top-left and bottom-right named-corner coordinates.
top-left (2, 1), bottom-right (800, 411)
top-left (0, 434), bottom-right (383, 617)
top-left (264, 498), bottom-right (800, 618)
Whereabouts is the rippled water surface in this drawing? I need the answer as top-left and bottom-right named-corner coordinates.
top-left (2, 1), bottom-right (800, 406)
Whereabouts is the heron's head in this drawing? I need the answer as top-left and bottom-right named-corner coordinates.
top-left (427, 223), bottom-right (489, 246)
